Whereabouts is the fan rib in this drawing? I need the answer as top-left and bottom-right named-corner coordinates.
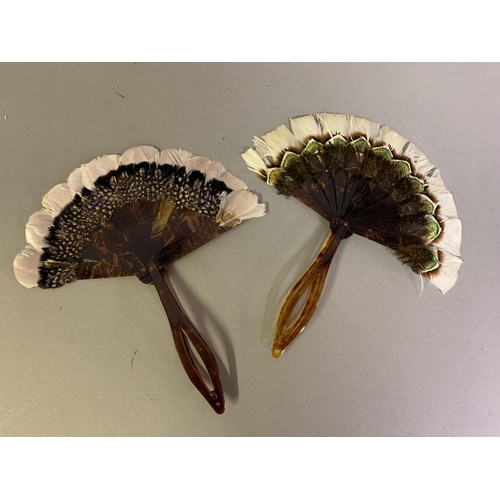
top-left (343, 181), bottom-right (373, 218)
top-left (303, 177), bottom-right (334, 218)
top-left (334, 170), bottom-right (348, 217)
top-left (346, 190), bottom-right (392, 219)
top-left (317, 170), bottom-right (339, 218)
top-left (340, 176), bottom-right (363, 216)
top-left (291, 186), bottom-right (332, 219)
top-left (349, 207), bottom-right (401, 225)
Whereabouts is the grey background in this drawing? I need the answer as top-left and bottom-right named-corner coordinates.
top-left (0, 63), bottom-right (498, 436)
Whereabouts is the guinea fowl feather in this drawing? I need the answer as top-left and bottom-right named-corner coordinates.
top-left (14, 146), bottom-right (265, 289)
top-left (14, 145), bottom-right (265, 415)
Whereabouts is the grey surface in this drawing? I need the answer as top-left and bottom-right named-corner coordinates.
top-left (0, 63), bottom-right (499, 436)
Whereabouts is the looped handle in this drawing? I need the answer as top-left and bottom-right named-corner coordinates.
top-left (148, 264), bottom-right (225, 414)
top-left (272, 225), bottom-right (346, 358)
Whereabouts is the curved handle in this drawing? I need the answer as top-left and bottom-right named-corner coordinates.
top-left (272, 225), bottom-right (346, 358)
top-left (147, 264), bottom-right (225, 414)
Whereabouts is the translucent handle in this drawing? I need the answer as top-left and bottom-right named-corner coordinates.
top-left (148, 264), bottom-right (225, 414)
top-left (272, 225), bottom-right (346, 358)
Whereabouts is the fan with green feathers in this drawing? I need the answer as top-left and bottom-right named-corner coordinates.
top-left (14, 146), bottom-right (265, 413)
top-left (242, 113), bottom-right (462, 358)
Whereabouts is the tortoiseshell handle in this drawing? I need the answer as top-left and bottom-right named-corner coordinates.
top-left (147, 264), bottom-right (225, 414)
top-left (272, 225), bottom-right (347, 358)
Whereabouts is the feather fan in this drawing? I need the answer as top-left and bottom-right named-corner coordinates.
top-left (14, 145), bottom-right (265, 413)
top-left (242, 113), bottom-right (462, 357)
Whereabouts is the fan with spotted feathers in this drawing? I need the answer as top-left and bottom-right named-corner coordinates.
top-left (242, 113), bottom-right (462, 358)
top-left (14, 145), bottom-right (265, 414)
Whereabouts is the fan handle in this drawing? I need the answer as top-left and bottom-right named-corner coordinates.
top-left (272, 225), bottom-right (347, 358)
top-left (147, 264), bottom-right (225, 414)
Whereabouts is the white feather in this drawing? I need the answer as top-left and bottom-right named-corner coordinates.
top-left (435, 218), bottom-right (462, 257)
top-left (261, 125), bottom-right (302, 160)
top-left (429, 252), bottom-right (462, 294)
top-left (401, 141), bottom-right (425, 164)
top-left (424, 167), bottom-right (448, 193)
top-left (204, 169), bottom-right (226, 183)
top-left (398, 140), bottom-right (436, 176)
top-left (155, 148), bottom-right (193, 167)
top-left (241, 148), bottom-right (269, 176)
top-left (348, 116), bottom-right (381, 141)
top-left (352, 128), bottom-right (431, 177)
top-left (181, 156), bottom-right (248, 190)
top-left (218, 172), bottom-right (248, 191)
top-left (412, 154), bottom-right (434, 176)
top-left (399, 139), bottom-right (444, 185)
top-left (435, 190), bottom-right (458, 220)
top-left (316, 113), bottom-right (350, 138)
top-left (252, 136), bottom-right (273, 162)
top-left (82, 154), bottom-right (120, 190)
top-left (25, 209), bottom-right (53, 252)
top-left (67, 167), bottom-right (84, 195)
top-left (379, 125), bottom-right (409, 155)
top-left (42, 183), bottom-right (74, 217)
top-left (184, 156), bottom-right (225, 176)
top-left (119, 145), bottom-right (158, 165)
top-left (13, 245), bottom-right (40, 288)
top-left (419, 274), bottom-right (425, 298)
top-left (216, 190), bottom-right (265, 228)
top-left (289, 115), bottom-right (321, 143)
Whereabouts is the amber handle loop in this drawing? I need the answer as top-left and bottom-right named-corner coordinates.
top-left (272, 225), bottom-right (347, 358)
top-left (148, 264), bottom-right (225, 414)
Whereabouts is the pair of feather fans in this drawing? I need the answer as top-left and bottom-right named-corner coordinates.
top-left (14, 113), bottom-right (462, 414)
